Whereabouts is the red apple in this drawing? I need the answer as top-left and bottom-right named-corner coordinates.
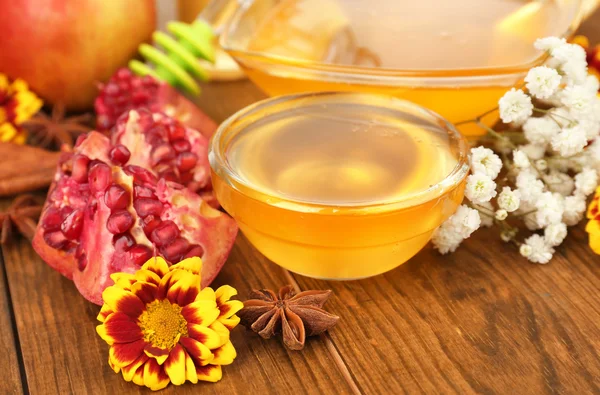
top-left (0, 0), bottom-right (156, 111)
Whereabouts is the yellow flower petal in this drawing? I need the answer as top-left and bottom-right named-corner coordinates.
top-left (134, 269), bottom-right (161, 286)
top-left (181, 299), bottom-right (219, 326)
top-left (97, 304), bottom-right (113, 323)
top-left (131, 364), bottom-right (145, 386)
top-left (121, 354), bottom-right (149, 382)
top-left (142, 256), bottom-right (170, 278)
top-left (209, 320), bottom-right (230, 346)
top-left (179, 336), bottom-right (214, 366)
top-left (144, 344), bottom-right (170, 365)
top-left (110, 273), bottom-right (137, 291)
top-left (195, 287), bottom-right (216, 302)
top-left (108, 355), bottom-right (120, 374)
top-left (165, 272), bottom-right (201, 307)
top-left (185, 351), bottom-right (198, 384)
top-left (143, 358), bottom-right (171, 391)
top-left (109, 339), bottom-right (146, 368)
top-left (169, 256), bottom-right (202, 276)
top-left (97, 312), bottom-right (143, 345)
top-left (211, 341), bottom-right (237, 366)
top-left (586, 219), bottom-right (600, 234)
top-left (220, 315), bottom-right (241, 331)
top-left (588, 227), bottom-right (600, 254)
top-left (215, 285), bottom-right (238, 305)
top-left (130, 281), bottom-right (158, 305)
top-left (0, 123), bottom-right (17, 142)
top-left (196, 364), bottom-right (223, 383)
top-left (218, 299), bottom-right (244, 321)
top-left (164, 344), bottom-right (186, 386)
top-left (101, 286), bottom-right (145, 318)
top-left (188, 324), bottom-right (222, 350)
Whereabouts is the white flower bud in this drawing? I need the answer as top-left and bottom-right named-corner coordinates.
top-left (495, 209), bottom-right (508, 221)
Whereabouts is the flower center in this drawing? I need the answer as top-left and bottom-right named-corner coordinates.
top-left (138, 299), bottom-right (188, 350)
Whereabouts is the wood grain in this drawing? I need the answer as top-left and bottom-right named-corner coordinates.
top-left (0, 252), bottom-right (24, 393)
top-left (294, 225), bottom-right (600, 394)
top-left (1, 233), bottom-right (352, 394)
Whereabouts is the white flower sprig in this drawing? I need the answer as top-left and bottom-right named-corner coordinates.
top-left (432, 37), bottom-right (600, 264)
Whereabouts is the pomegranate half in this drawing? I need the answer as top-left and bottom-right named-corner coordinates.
top-left (32, 128), bottom-right (238, 305)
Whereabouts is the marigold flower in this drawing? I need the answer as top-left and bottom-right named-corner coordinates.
top-left (0, 73), bottom-right (42, 144)
top-left (96, 257), bottom-right (243, 391)
top-left (586, 187), bottom-right (600, 255)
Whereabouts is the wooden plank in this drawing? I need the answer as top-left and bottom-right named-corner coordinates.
top-left (0, 252), bottom-right (25, 394)
top-left (293, 225), bottom-right (600, 394)
top-left (2, 233), bottom-right (353, 394)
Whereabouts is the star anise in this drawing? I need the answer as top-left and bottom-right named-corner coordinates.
top-left (0, 194), bottom-right (43, 244)
top-left (238, 285), bottom-right (339, 350)
top-left (22, 103), bottom-right (94, 149)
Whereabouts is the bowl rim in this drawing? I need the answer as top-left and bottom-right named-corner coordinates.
top-left (219, 0), bottom-right (584, 79)
top-left (209, 92), bottom-right (471, 214)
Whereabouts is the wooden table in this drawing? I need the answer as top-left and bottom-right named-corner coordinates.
top-left (3, 14), bottom-right (600, 395)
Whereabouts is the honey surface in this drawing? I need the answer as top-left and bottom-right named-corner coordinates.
top-left (226, 102), bottom-right (458, 206)
top-left (248, 0), bottom-right (573, 69)
top-left (233, 0), bottom-right (577, 136)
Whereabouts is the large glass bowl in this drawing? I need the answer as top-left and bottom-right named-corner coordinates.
top-left (209, 92), bottom-right (470, 279)
top-left (209, 0), bottom-right (583, 137)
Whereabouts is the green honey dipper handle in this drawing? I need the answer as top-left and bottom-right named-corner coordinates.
top-left (130, 0), bottom-right (250, 95)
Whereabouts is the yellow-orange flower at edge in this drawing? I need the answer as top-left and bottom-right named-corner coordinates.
top-left (586, 186), bottom-right (600, 255)
top-left (96, 257), bottom-right (243, 391)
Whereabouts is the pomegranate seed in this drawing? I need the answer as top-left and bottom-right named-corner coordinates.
top-left (71, 155), bottom-right (90, 183)
top-left (172, 140), bottom-right (191, 153)
top-left (88, 163), bottom-right (112, 193)
top-left (42, 207), bottom-right (63, 231)
top-left (124, 165), bottom-right (158, 185)
top-left (147, 125), bottom-right (168, 139)
top-left (44, 231), bottom-right (68, 249)
top-left (60, 208), bottom-right (84, 240)
top-left (109, 144), bottom-right (131, 166)
top-left (104, 82), bottom-right (119, 96)
top-left (142, 215), bottom-right (162, 236)
top-left (77, 252), bottom-right (87, 271)
top-left (167, 124), bottom-right (186, 141)
top-left (127, 245), bottom-right (154, 266)
top-left (179, 172), bottom-right (194, 184)
top-left (132, 91), bottom-right (149, 105)
top-left (106, 210), bottom-right (134, 234)
top-left (134, 185), bottom-right (156, 199)
top-left (116, 68), bottom-right (132, 80)
top-left (176, 152), bottom-right (198, 172)
top-left (104, 185), bottom-right (130, 210)
top-left (151, 144), bottom-right (176, 165)
top-left (134, 198), bottom-right (164, 218)
top-left (150, 220), bottom-right (180, 247)
top-left (113, 233), bottom-right (135, 252)
top-left (158, 170), bottom-right (177, 182)
top-left (184, 245), bottom-right (205, 259)
top-left (160, 237), bottom-right (189, 263)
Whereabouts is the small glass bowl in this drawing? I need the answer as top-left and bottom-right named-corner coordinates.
top-left (209, 92), bottom-right (470, 280)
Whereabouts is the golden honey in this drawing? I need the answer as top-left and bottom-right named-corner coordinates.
top-left (209, 93), bottom-right (469, 279)
top-left (221, 0), bottom-right (581, 136)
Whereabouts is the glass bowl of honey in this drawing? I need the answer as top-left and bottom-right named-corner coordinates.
top-left (212, 0), bottom-right (583, 137)
top-left (209, 92), bottom-right (470, 279)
